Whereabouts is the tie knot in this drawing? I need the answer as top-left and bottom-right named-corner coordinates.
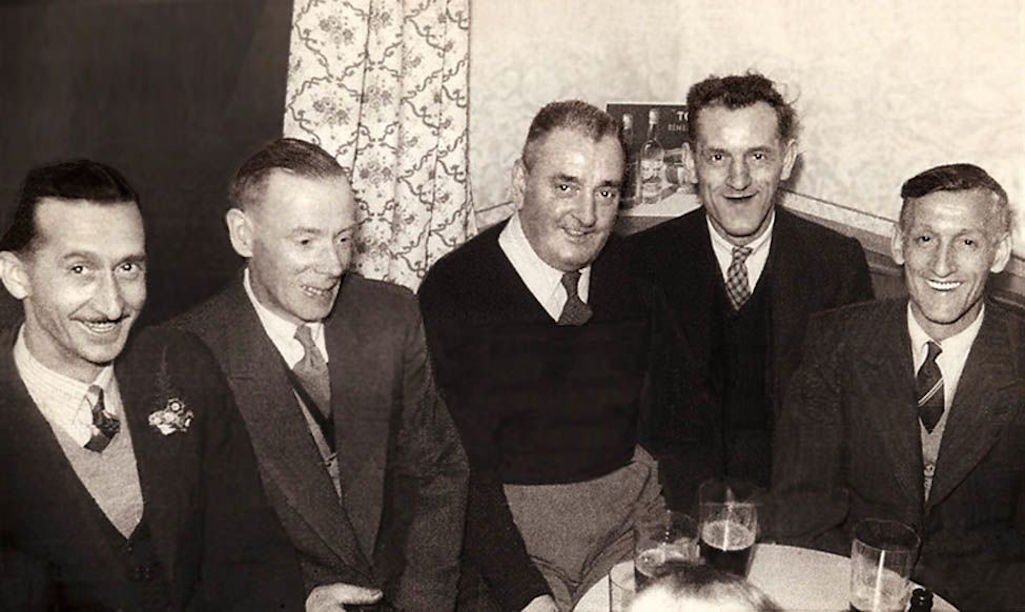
top-left (731, 245), bottom-right (753, 264)
top-left (925, 340), bottom-right (943, 363)
top-left (294, 324), bottom-right (317, 351)
top-left (87, 385), bottom-right (104, 410)
top-left (561, 270), bottom-right (582, 298)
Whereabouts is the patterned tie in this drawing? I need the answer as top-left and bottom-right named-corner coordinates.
top-left (84, 385), bottom-right (119, 452)
top-left (558, 270), bottom-right (592, 326)
top-left (917, 341), bottom-right (944, 433)
top-left (293, 325), bottom-right (331, 420)
top-left (725, 246), bottom-right (754, 310)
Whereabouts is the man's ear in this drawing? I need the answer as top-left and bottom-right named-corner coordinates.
top-left (0, 251), bottom-right (30, 300)
top-left (989, 232), bottom-right (1012, 274)
top-left (512, 159), bottom-right (528, 211)
top-left (225, 208), bottom-right (254, 258)
top-left (890, 224), bottom-right (906, 266)
top-left (779, 138), bottom-right (798, 181)
top-left (681, 143), bottom-right (699, 185)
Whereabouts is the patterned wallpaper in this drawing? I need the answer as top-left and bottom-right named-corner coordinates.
top-left (469, 0), bottom-right (1025, 255)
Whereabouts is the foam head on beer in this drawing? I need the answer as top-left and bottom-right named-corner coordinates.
top-left (629, 564), bottom-right (780, 612)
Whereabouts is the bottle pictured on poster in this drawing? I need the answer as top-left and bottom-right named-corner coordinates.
top-left (639, 108), bottom-right (664, 205)
top-left (619, 113), bottom-right (638, 209)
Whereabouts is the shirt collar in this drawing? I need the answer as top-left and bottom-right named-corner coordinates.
top-left (243, 267), bottom-right (327, 367)
top-left (706, 208), bottom-right (775, 258)
top-left (499, 212), bottom-right (592, 307)
top-left (906, 301), bottom-right (985, 366)
top-left (13, 324), bottom-right (117, 445)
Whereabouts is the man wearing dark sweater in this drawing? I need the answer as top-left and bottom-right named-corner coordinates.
top-left (420, 101), bottom-right (695, 611)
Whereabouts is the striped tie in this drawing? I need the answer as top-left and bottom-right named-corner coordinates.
top-left (917, 341), bottom-right (944, 433)
top-left (725, 246), bottom-right (753, 310)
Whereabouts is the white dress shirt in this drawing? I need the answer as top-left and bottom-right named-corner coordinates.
top-left (13, 325), bottom-right (120, 447)
top-left (707, 210), bottom-right (775, 291)
top-left (498, 212), bottom-right (592, 321)
top-left (244, 267), bottom-right (329, 366)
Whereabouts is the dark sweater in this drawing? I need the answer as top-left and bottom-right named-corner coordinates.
top-left (419, 224), bottom-right (689, 610)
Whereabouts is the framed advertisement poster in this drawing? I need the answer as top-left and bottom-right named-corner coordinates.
top-left (606, 102), bottom-right (697, 217)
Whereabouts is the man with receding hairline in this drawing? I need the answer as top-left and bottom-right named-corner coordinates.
top-left (420, 101), bottom-right (696, 611)
top-left (176, 137), bottom-right (468, 611)
top-left (631, 73), bottom-right (873, 508)
top-left (772, 163), bottom-right (1025, 609)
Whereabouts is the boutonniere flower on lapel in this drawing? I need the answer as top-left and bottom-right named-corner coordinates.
top-left (148, 348), bottom-right (194, 436)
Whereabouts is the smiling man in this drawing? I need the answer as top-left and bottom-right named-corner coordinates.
top-left (0, 159), bottom-right (302, 610)
top-left (175, 138), bottom-right (468, 612)
top-left (772, 164), bottom-right (1025, 609)
top-left (419, 101), bottom-right (696, 612)
top-left (629, 73), bottom-right (873, 505)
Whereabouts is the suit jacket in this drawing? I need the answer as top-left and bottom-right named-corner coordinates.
top-left (772, 299), bottom-right (1025, 610)
top-left (0, 325), bottom-right (303, 610)
top-left (176, 272), bottom-right (468, 611)
top-left (629, 207), bottom-right (873, 505)
top-left (419, 223), bottom-right (697, 611)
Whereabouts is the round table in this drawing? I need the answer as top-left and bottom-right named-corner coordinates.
top-left (573, 543), bottom-right (957, 611)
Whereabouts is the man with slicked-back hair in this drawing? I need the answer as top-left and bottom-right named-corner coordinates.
top-left (773, 163), bottom-right (1025, 609)
top-left (0, 159), bottom-right (302, 610)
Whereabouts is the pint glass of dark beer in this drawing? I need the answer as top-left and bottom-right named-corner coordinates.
top-left (698, 480), bottom-right (758, 577)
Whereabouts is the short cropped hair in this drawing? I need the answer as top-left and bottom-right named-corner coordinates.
top-left (638, 563), bottom-right (781, 611)
top-left (521, 100), bottom-right (620, 170)
top-left (899, 163), bottom-right (1011, 235)
top-left (229, 137), bottom-right (347, 211)
top-left (0, 159), bottom-right (139, 254)
top-left (686, 73), bottom-right (797, 143)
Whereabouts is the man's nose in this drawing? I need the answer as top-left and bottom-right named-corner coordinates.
top-left (94, 273), bottom-right (126, 320)
top-left (317, 243), bottom-right (346, 277)
top-left (727, 158), bottom-right (751, 191)
top-left (931, 242), bottom-right (956, 276)
top-left (573, 194), bottom-right (598, 227)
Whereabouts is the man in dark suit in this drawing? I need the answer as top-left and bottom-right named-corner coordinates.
top-left (176, 138), bottom-right (468, 611)
top-left (772, 163), bottom-right (1025, 609)
top-left (630, 73), bottom-right (873, 505)
top-left (0, 159), bottom-right (302, 610)
top-left (420, 101), bottom-right (694, 612)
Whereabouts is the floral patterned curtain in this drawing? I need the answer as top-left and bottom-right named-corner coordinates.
top-left (284, 0), bottom-right (475, 290)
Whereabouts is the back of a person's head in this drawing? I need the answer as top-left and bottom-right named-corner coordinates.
top-left (630, 564), bottom-right (780, 612)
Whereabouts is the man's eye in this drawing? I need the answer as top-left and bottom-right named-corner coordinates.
top-left (70, 265), bottom-right (86, 274)
top-left (298, 238), bottom-right (312, 246)
top-left (752, 152), bottom-right (767, 161)
top-left (709, 153), bottom-right (724, 162)
top-left (557, 184), bottom-right (572, 192)
top-left (916, 235), bottom-right (932, 245)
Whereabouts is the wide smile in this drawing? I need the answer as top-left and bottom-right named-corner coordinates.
top-left (79, 318), bottom-right (127, 336)
top-left (723, 192), bottom-right (757, 204)
top-left (301, 283), bottom-right (337, 298)
top-left (926, 279), bottom-right (962, 292)
top-left (562, 227), bottom-right (593, 241)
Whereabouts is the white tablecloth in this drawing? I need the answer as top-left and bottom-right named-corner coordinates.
top-left (574, 543), bottom-right (957, 611)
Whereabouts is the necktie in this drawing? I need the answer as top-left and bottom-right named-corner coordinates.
top-left (725, 246), bottom-right (753, 310)
top-left (917, 341), bottom-right (944, 433)
top-left (558, 270), bottom-right (592, 326)
top-left (293, 324), bottom-right (331, 420)
top-left (84, 385), bottom-right (119, 452)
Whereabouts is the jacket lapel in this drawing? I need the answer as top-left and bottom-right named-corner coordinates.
top-left (768, 210), bottom-right (814, 418)
top-left (220, 283), bottom-right (372, 575)
top-left (328, 276), bottom-right (390, 562)
top-left (927, 306), bottom-right (1024, 510)
top-left (117, 347), bottom-right (189, 582)
top-left (856, 301), bottom-right (926, 509)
